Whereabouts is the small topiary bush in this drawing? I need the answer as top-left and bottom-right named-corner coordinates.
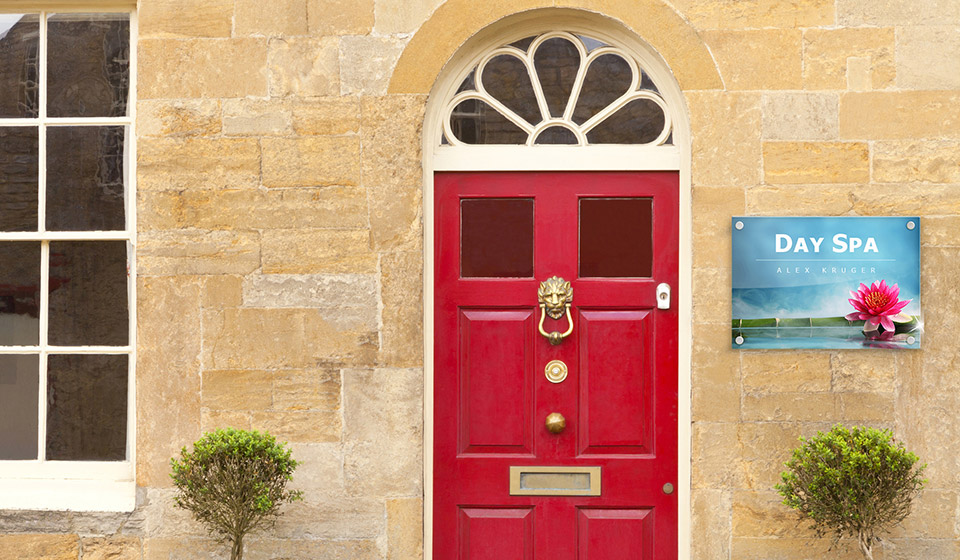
top-left (170, 428), bottom-right (303, 560)
top-left (776, 424), bottom-right (926, 560)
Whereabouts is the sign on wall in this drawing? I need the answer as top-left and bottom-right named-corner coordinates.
top-left (732, 217), bottom-right (921, 349)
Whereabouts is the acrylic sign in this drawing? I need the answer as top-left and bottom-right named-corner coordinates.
top-left (732, 217), bottom-right (921, 349)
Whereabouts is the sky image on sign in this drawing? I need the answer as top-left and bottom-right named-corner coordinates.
top-left (732, 217), bottom-right (921, 349)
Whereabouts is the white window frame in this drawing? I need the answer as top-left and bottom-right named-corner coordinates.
top-left (0, 6), bottom-right (137, 512)
top-left (422, 14), bottom-right (692, 559)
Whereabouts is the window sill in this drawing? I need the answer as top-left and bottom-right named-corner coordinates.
top-left (1, 0), bottom-right (136, 9)
top-left (0, 478), bottom-right (135, 512)
top-left (0, 463), bottom-right (135, 511)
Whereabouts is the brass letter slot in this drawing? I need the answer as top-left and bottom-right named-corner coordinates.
top-left (509, 466), bottom-right (601, 496)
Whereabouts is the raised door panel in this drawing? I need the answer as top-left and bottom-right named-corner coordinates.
top-left (459, 507), bottom-right (534, 560)
top-left (578, 309), bottom-right (654, 456)
top-left (577, 508), bottom-right (654, 560)
top-left (459, 309), bottom-right (535, 455)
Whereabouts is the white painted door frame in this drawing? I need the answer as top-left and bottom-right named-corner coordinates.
top-left (420, 12), bottom-right (693, 558)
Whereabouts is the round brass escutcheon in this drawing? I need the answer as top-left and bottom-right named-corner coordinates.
top-left (663, 483), bottom-right (674, 495)
top-left (544, 360), bottom-right (568, 383)
top-left (545, 412), bottom-right (566, 434)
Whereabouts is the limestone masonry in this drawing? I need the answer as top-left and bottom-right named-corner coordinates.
top-left (2, 0), bottom-right (960, 558)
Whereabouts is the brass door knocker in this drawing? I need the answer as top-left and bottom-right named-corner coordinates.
top-left (538, 276), bottom-right (574, 345)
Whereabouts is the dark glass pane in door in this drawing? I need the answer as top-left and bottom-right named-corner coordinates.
top-left (0, 354), bottom-right (39, 460)
top-left (47, 13), bottom-right (129, 117)
top-left (0, 127), bottom-right (38, 232)
top-left (461, 198), bottom-right (534, 278)
top-left (580, 198), bottom-right (653, 277)
top-left (49, 241), bottom-right (128, 346)
top-left (0, 14), bottom-right (40, 118)
top-left (46, 126), bottom-right (125, 231)
top-left (0, 242), bottom-right (40, 345)
top-left (46, 354), bottom-right (127, 461)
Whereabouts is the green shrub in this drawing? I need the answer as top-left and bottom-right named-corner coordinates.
top-left (170, 428), bottom-right (304, 560)
top-left (776, 424), bottom-right (926, 560)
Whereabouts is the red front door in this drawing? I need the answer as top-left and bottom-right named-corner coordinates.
top-left (434, 171), bottom-right (678, 559)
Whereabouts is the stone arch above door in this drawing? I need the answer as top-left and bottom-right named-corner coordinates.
top-left (389, 0), bottom-right (722, 95)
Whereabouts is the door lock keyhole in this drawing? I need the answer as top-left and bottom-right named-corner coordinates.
top-left (656, 283), bottom-right (671, 310)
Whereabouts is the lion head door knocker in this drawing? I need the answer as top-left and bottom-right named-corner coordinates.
top-left (538, 276), bottom-right (574, 345)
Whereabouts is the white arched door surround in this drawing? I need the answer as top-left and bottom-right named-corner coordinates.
top-left (421, 9), bottom-right (692, 558)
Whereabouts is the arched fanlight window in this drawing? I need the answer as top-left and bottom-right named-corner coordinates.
top-left (442, 32), bottom-right (672, 147)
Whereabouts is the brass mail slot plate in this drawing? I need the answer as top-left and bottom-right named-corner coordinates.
top-left (509, 466), bottom-right (601, 496)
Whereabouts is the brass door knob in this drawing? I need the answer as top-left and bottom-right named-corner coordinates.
top-left (545, 412), bottom-right (566, 434)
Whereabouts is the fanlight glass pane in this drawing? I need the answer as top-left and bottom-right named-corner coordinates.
top-left (47, 13), bottom-right (130, 118)
top-left (572, 54), bottom-right (632, 125)
top-left (461, 198), bottom-right (534, 278)
top-left (577, 35), bottom-right (607, 52)
top-left (47, 126), bottom-right (126, 231)
top-left (457, 70), bottom-right (476, 93)
top-left (587, 98), bottom-right (666, 145)
top-left (534, 37), bottom-right (579, 118)
top-left (451, 99), bottom-right (527, 145)
top-left (0, 127), bottom-right (39, 231)
top-left (0, 14), bottom-right (40, 118)
top-left (0, 354), bottom-right (39, 460)
top-left (481, 54), bottom-right (540, 126)
top-left (0, 242), bottom-right (40, 345)
top-left (535, 126), bottom-right (578, 145)
top-left (48, 241), bottom-right (128, 346)
top-left (442, 32), bottom-right (672, 147)
top-left (46, 354), bottom-right (127, 461)
top-left (639, 69), bottom-right (660, 93)
top-left (510, 36), bottom-right (535, 50)
top-left (580, 198), bottom-right (653, 278)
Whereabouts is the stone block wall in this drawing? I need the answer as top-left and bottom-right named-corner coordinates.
top-left (3, 0), bottom-right (428, 557)
top-left (2, 0), bottom-right (960, 558)
top-left (131, 0), bottom-right (427, 558)
top-left (685, 2), bottom-right (960, 557)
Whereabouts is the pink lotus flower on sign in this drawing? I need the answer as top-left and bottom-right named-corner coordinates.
top-left (845, 280), bottom-right (912, 332)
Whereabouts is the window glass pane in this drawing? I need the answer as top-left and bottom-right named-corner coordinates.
top-left (0, 242), bottom-right (40, 345)
top-left (47, 13), bottom-right (129, 118)
top-left (49, 241), bottom-right (128, 346)
top-left (0, 14), bottom-right (39, 118)
top-left (461, 198), bottom-right (534, 278)
top-left (572, 54), bottom-right (632, 125)
top-left (639, 69), bottom-right (660, 94)
top-left (579, 198), bottom-right (652, 278)
top-left (481, 54), bottom-right (540, 126)
top-left (0, 126), bottom-right (38, 231)
top-left (46, 126), bottom-right (125, 231)
top-left (456, 70), bottom-right (476, 93)
top-left (450, 99), bottom-right (528, 145)
top-left (0, 354), bottom-right (39, 460)
top-left (509, 36), bottom-right (535, 50)
top-left (534, 126), bottom-right (577, 145)
top-left (533, 37), bottom-right (579, 118)
top-left (46, 354), bottom-right (126, 461)
top-left (586, 99), bottom-right (666, 145)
